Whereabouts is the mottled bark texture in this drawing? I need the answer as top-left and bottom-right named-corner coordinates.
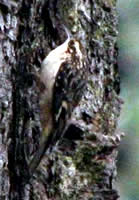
top-left (0, 0), bottom-right (123, 199)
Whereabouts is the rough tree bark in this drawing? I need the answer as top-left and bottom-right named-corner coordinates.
top-left (0, 0), bottom-right (123, 199)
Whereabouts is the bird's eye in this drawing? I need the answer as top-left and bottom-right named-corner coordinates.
top-left (68, 40), bottom-right (75, 47)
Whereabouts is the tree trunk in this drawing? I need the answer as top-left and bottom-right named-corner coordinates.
top-left (0, 0), bottom-right (123, 199)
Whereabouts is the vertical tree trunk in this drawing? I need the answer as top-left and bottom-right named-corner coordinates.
top-left (0, 0), bottom-right (123, 199)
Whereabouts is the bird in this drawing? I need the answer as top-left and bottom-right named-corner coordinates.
top-left (28, 27), bottom-right (87, 177)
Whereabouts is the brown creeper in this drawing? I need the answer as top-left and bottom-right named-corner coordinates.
top-left (29, 30), bottom-right (86, 175)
